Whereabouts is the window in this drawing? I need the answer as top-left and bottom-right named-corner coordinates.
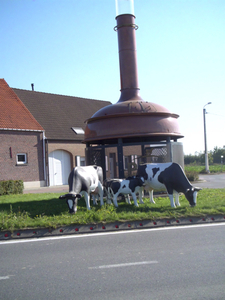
top-left (16, 153), bottom-right (27, 165)
top-left (123, 156), bottom-right (129, 170)
top-left (75, 156), bottom-right (86, 166)
top-left (71, 127), bottom-right (85, 135)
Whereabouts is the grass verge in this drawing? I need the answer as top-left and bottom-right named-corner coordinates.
top-left (1, 189), bottom-right (225, 232)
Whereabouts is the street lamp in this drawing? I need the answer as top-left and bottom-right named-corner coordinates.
top-left (203, 102), bottom-right (212, 173)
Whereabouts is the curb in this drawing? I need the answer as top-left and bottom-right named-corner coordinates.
top-left (1, 215), bottom-right (225, 240)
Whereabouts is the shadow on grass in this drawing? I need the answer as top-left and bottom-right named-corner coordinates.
top-left (0, 195), bottom-right (175, 219)
top-left (0, 197), bottom-right (80, 218)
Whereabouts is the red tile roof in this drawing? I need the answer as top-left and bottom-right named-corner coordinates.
top-left (0, 79), bottom-right (43, 131)
top-left (13, 87), bottom-right (111, 141)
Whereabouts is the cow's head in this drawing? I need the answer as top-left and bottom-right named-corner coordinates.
top-left (59, 193), bottom-right (81, 213)
top-left (185, 187), bottom-right (202, 207)
top-left (137, 176), bottom-right (145, 187)
top-left (133, 176), bottom-right (145, 187)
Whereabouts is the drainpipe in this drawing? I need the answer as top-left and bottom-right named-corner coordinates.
top-left (42, 131), bottom-right (47, 186)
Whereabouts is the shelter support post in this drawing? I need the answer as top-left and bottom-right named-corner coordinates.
top-left (117, 138), bottom-right (124, 178)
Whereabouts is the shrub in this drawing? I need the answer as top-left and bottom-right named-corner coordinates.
top-left (0, 180), bottom-right (24, 196)
top-left (185, 171), bottom-right (199, 182)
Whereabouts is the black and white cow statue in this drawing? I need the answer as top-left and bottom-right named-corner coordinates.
top-left (136, 162), bottom-right (201, 208)
top-left (103, 178), bottom-right (133, 205)
top-left (59, 165), bottom-right (104, 213)
top-left (107, 177), bottom-right (145, 207)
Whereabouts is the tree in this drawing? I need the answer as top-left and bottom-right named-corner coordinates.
top-left (212, 147), bottom-right (225, 164)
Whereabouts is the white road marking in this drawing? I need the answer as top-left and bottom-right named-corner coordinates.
top-left (0, 223), bottom-right (225, 245)
top-left (0, 275), bottom-right (13, 280)
top-left (89, 261), bottom-right (158, 269)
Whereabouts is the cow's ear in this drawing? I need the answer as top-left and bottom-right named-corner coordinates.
top-left (194, 187), bottom-right (202, 191)
top-left (76, 194), bottom-right (82, 199)
top-left (59, 194), bottom-right (66, 199)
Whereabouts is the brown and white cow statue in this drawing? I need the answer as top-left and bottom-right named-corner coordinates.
top-left (59, 165), bottom-right (104, 213)
top-left (136, 162), bottom-right (201, 208)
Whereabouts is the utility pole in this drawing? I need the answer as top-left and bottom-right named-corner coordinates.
top-left (203, 102), bottom-right (212, 173)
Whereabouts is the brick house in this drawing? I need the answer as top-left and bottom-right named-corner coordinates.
top-left (0, 79), bottom-right (45, 188)
top-left (12, 83), bottom-right (111, 187)
top-left (1, 79), bottom-right (111, 188)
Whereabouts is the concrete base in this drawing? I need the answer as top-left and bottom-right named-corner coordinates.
top-left (24, 180), bottom-right (46, 189)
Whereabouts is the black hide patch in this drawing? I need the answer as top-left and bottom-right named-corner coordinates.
top-left (128, 177), bottom-right (144, 193)
top-left (152, 167), bottom-right (160, 178)
top-left (110, 181), bottom-right (121, 194)
top-left (136, 165), bottom-right (148, 180)
top-left (158, 163), bottom-right (192, 193)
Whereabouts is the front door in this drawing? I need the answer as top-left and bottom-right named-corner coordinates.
top-left (49, 150), bottom-right (71, 186)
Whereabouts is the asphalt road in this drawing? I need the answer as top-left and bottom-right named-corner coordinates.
top-left (1, 224), bottom-right (225, 300)
top-left (197, 173), bottom-right (225, 189)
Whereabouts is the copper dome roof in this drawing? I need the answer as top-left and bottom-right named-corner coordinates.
top-left (84, 99), bottom-right (183, 144)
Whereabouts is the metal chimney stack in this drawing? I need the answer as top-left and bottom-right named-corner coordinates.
top-left (115, 11), bottom-right (142, 102)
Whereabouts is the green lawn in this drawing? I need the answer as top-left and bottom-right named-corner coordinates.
top-left (1, 189), bottom-right (225, 232)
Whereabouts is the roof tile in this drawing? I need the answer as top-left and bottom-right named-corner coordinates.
top-left (0, 79), bottom-right (43, 131)
top-left (13, 87), bottom-right (111, 141)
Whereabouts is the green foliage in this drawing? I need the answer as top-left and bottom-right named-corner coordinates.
top-left (184, 152), bottom-right (213, 165)
top-left (185, 170), bottom-right (199, 181)
top-left (184, 146), bottom-right (225, 166)
top-left (185, 164), bottom-right (225, 174)
top-left (211, 146), bottom-right (225, 164)
top-left (0, 189), bottom-right (225, 232)
top-left (0, 180), bottom-right (24, 196)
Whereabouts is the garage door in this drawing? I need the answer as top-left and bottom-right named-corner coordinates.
top-left (49, 150), bottom-right (71, 186)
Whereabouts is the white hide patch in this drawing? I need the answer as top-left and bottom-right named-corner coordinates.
top-left (193, 191), bottom-right (198, 204)
top-left (67, 199), bottom-right (74, 209)
top-left (145, 164), bottom-right (173, 189)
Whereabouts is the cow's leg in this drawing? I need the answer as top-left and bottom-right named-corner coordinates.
top-left (92, 194), bottom-right (98, 205)
top-left (168, 194), bottom-right (176, 208)
top-left (131, 193), bottom-right (139, 207)
top-left (107, 187), bottom-right (114, 205)
top-left (107, 193), bottom-right (112, 204)
top-left (138, 187), bottom-right (145, 204)
top-left (104, 187), bottom-right (112, 204)
top-left (112, 193), bottom-right (119, 207)
top-left (149, 190), bottom-right (155, 204)
top-left (98, 182), bottom-right (104, 206)
top-left (125, 194), bottom-right (131, 205)
top-left (165, 185), bottom-right (176, 208)
top-left (174, 191), bottom-right (180, 206)
top-left (83, 191), bottom-right (91, 210)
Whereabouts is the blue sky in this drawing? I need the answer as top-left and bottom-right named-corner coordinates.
top-left (1, 0), bottom-right (225, 155)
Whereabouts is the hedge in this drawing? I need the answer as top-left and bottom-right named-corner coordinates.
top-left (0, 180), bottom-right (24, 195)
